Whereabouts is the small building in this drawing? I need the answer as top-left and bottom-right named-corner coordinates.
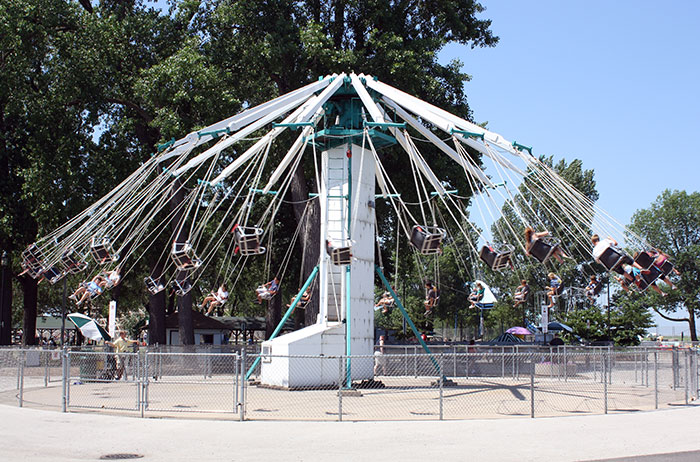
top-left (165, 311), bottom-right (230, 345)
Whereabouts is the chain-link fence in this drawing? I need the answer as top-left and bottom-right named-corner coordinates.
top-left (1, 346), bottom-right (697, 421)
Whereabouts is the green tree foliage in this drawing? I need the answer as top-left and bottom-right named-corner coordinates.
top-left (1, 0), bottom-right (499, 343)
top-left (488, 157), bottom-right (599, 329)
top-left (626, 190), bottom-right (700, 341)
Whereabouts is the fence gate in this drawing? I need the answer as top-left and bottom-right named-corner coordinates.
top-left (66, 351), bottom-right (140, 411)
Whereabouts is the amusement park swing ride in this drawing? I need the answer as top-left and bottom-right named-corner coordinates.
top-left (21, 73), bottom-right (679, 388)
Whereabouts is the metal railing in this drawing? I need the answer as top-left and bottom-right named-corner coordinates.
top-left (0, 346), bottom-right (697, 421)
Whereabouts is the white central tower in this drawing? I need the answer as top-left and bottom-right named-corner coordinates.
top-left (259, 78), bottom-right (393, 388)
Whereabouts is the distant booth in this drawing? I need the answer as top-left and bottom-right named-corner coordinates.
top-left (165, 311), bottom-right (230, 345)
top-left (164, 313), bottom-right (297, 345)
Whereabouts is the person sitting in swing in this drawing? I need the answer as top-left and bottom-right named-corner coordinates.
top-left (647, 249), bottom-right (680, 289)
top-left (513, 280), bottom-right (530, 308)
top-left (287, 286), bottom-right (311, 311)
top-left (423, 281), bottom-right (438, 316)
top-left (546, 272), bottom-right (562, 308)
top-left (524, 227), bottom-right (570, 264)
top-left (591, 234), bottom-right (618, 262)
top-left (69, 274), bottom-right (109, 305)
top-left (201, 284), bottom-right (229, 316)
top-left (469, 282), bottom-right (485, 309)
top-left (256, 276), bottom-right (280, 304)
top-left (616, 263), bottom-right (667, 297)
top-left (103, 268), bottom-right (121, 289)
top-left (374, 291), bottom-right (394, 314)
top-left (585, 275), bottom-right (599, 302)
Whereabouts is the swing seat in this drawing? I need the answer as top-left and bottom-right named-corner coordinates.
top-left (326, 240), bottom-right (353, 266)
top-left (170, 242), bottom-right (202, 271)
top-left (171, 279), bottom-right (192, 296)
top-left (634, 266), bottom-right (663, 292)
top-left (90, 237), bottom-right (120, 264)
top-left (21, 244), bottom-right (46, 279)
top-left (410, 225), bottom-right (446, 255)
top-left (144, 277), bottom-right (165, 295)
top-left (232, 225), bottom-right (266, 256)
top-left (42, 266), bottom-right (64, 284)
top-left (634, 251), bottom-right (656, 271)
top-left (60, 248), bottom-right (88, 274)
top-left (592, 280), bottom-right (604, 296)
top-left (479, 243), bottom-right (515, 270)
top-left (597, 246), bottom-right (631, 272)
top-left (658, 260), bottom-right (675, 278)
top-left (528, 237), bottom-right (560, 264)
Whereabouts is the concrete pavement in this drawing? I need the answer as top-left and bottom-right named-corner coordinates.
top-left (1, 404), bottom-right (699, 461)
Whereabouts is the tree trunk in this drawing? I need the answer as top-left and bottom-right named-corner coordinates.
top-left (0, 256), bottom-right (12, 345)
top-left (21, 275), bottom-right (38, 346)
top-left (169, 178), bottom-right (195, 345)
top-left (147, 260), bottom-right (167, 345)
top-left (265, 293), bottom-right (282, 339)
top-left (287, 163), bottom-right (321, 326)
top-left (688, 307), bottom-right (698, 342)
top-left (177, 275), bottom-right (195, 345)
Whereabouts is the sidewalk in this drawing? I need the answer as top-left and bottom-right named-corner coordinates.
top-left (1, 404), bottom-right (699, 461)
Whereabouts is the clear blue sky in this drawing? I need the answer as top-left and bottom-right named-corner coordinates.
top-left (440, 0), bottom-right (700, 227)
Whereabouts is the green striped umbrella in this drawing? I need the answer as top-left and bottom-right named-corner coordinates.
top-left (67, 313), bottom-right (112, 342)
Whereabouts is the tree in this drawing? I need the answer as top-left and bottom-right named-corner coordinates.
top-left (626, 190), bottom-right (700, 341)
top-left (489, 157), bottom-right (599, 328)
top-left (199, 0), bottom-right (499, 325)
top-left (3, 0), bottom-right (500, 344)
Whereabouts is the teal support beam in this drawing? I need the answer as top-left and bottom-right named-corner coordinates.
top-left (450, 129), bottom-right (485, 140)
top-left (345, 144), bottom-right (353, 388)
top-left (272, 122), bottom-right (315, 130)
top-left (430, 189), bottom-right (458, 197)
top-left (157, 138), bottom-right (176, 153)
top-left (513, 141), bottom-right (533, 155)
top-left (487, 181), bottom-right (507, 189)
top-left (245, 266), bottom-right (320, 380)
top-left (250, 188), bottom-right (278, 195)
top-left (375, 193), bottom-right (402, 199)
top-left (363, 121), bottom-right (406, 130)
top-left (197, 128), bottom-right (230, 139)
top-left (375, 265), bottom-right (441, 375)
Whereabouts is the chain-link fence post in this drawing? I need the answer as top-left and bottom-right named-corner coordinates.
top-left (61, 349), bottom-right (67, 412)
top-left (684, 349), bottom-right (689, 405)
top-left (439, 354), bottom-right (444, 421)
top-left (239, 349), bottom-right (246, 421)
top-left (338, 356), bottom-right (343, 422)
top-left (603, 349), bottom-right (608, 414)
top-left (564, 346), bottom-right (568, 382)
top-left (44, 351), bottom-right (49, 387)
top-left (654, 350), bottom-right (658, 410)
top-left (232, 352), bottom-right (238, 415)
top-left (530, 354), bottom-right (535, 418)
top-left (673, 347), bottom-right (679, 390)
top-left (141, 352), bottom-right (147, 418)
top-left (18, 350), bottom-right (25, 407)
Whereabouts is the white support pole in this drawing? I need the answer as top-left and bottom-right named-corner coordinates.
top-left (158, 75), bottom-right (335, 164)
top-left (381, 96), bottom-right (494, 186)
top-left (262, 106), bottom-right (325, 193)
top-left (349, 75), bottom-right (445, 195)
top-left (176, 93), bottom-right (315, 178)
top-left (211, 73), bottom-right (348, 186)
top-left (364, 75), bottom-right (526, 175)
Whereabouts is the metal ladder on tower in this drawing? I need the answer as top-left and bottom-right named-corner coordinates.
top-left (325, 152), bottom-right (348, 322)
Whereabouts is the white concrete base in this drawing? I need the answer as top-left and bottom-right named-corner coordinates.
top-left (260, 322), bottom-right (373, 388)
